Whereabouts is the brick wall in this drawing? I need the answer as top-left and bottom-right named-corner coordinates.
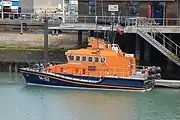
top-left (78, 0), bottom-right (178, 18)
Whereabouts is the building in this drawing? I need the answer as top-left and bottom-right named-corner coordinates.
top-left (0, 0), bottom-right (20, 18)
top-left (19, 0), bottom-right (33, 13)
top-left (0, 0), bottom-right (20, 13)
top-left (78, 0), bottom-right (180, 25)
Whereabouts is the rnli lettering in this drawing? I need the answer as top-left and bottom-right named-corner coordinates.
top-left (38, 76), bottom-right (50, 82)
top-left (88, 66), bottom-right (96, 71)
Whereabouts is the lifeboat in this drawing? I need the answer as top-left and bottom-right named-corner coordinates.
top-left (20, 37), bottom-right (161, 92)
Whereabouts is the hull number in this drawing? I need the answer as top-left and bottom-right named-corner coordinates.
top-left (38, 76), bottom-right (50, 82)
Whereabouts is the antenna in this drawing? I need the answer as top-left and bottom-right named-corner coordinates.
top-left (112, 25), bottom-right (117, 44)
top-left (95, 4), bottom-right (99, 51)
top-left (107, 12), bottom-right (115, 44)
top-left (95, 16), bottom-right (99, 51)
top-left (95, 0), bottom-right (97, 39)
top-left (111, 12), bottom-right (115, 44)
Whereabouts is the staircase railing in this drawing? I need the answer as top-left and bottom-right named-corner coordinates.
top-left (136, 17), bottom-right (180, 59)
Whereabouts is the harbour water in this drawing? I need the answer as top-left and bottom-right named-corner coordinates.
top-left (0, 72), bottom-right (180, 120)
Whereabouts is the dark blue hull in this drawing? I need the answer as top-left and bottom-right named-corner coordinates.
top-left (20, 69), bottom-right (155, 92)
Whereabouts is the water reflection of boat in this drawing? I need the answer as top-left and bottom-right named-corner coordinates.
top-left (20, 37), bottom-right (161, 92)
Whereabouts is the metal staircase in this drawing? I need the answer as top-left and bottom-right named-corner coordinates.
top-left (130, 17), bottom-right (180, 66)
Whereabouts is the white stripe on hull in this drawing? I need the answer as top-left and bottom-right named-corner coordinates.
top-left (26, 82), bottom-right (152, 92)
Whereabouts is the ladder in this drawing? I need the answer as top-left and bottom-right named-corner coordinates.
top-left (130, 17), bottom-right (180, 66)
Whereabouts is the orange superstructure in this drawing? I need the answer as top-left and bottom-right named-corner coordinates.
top-left (45, 37), bottom-right (136, 77)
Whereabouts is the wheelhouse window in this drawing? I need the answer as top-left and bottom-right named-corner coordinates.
top-left (95, 57), bottom-right (99, 62)
top-left (76, 56), bottom-right (80, 61)
top-left (88, 57), bottom-right (93, 62)
top-left (68, 55), bottom-right (74, 61)
top-left (101, 57), bottom-right (106, 63)
top-left (82, 56), bottom-right (86, 61)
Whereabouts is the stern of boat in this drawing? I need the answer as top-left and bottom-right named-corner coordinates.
top-left (142, 79), bottom-right (155, 91)
top-left (133, 66), bottom-right (162, 91)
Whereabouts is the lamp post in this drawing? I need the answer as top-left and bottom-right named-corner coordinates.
top-left (1, 0), bottom-right (3, 19)
top-left (95, 0), bottom-right (97, 38)
top-left (44, 10), bottom-right (49, 67)
top-left (101, 0), bottom-right (103, 17)
top-left (111, 13), bottom-right (115, 29)
top-left (111, 12), bottom-right (115, 44)
top-left (163, 1), bottom-right (166, 26)
top-left (62, 0), bottom-right (65, 23)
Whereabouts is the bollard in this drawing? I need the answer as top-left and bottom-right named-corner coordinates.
top-left (20, 22), bottom-right (23, 35)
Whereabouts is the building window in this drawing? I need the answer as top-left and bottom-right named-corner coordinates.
top-left (12, 1), bottom-right (19, 6)
top-left (128, 1), bottom-right (139, 16)
top-left (89, 1), bottom-right (95, 6)
top-left (95, 57), bottom-right (99, 62)
top-left (68, 55), bottom-right (74, 60)
top-left (88, 0), bottom-right (96, 15)
top-left (76, 56), bottom-right (80, 61)
top-left (88, 57), bottom-right (93, 62)
top-left (82, 56), bottom-right (86, 61)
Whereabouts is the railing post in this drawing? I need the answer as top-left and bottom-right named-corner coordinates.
top-left (176, 45), bottom-right (178, 55)
top-left (8, 12), bottom-right (10, 20)
top-left (72, 69), bottom-right (73, 80)
top-left (30, 13), bottom-right (32, 22)
top-left (123, 68), bottom-right (124, 77)
top-left (163, 36), bottom-right (165, 47)
top-left (117, 16), bottom-right (120, 25)
top-left (150, 21), bottom-right (153, 37)
top-left (114, 68), bottom-right (115, 75)
top-left (136, 18), bottom-right (138, 27)
top-left (125, 18), bottom-right (126, 27)
top-left (95, 16), bottom-right (97, 24)
top-left (85, 16), bottom-right (86, 24)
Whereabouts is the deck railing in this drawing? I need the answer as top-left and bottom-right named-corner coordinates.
top-left (22, 64), bottom-right (150, 79)
top-left (1, 12), bottom-right (180, 26)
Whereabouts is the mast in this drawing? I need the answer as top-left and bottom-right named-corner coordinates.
top-left (106, 12), bottom-right (115, 44)
top-left (95, 0), bottom-right (99, 50)
top-left (44, 10), bottom-right (49, 67)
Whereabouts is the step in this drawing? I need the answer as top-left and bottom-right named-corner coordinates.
top-left (137, 29), bottom-right (180, 65)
